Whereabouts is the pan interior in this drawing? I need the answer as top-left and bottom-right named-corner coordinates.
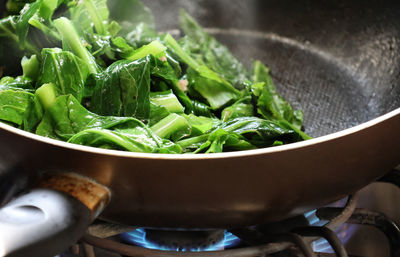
top-left (143, 0), bottom-right (400, 138)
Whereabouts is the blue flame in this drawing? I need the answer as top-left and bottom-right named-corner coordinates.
top-left (304, 209), bottom-right (355, 253)
top-left (121, 229), bottom-right (241, 252)
top-left (304, 210), bottom-right (332, 252)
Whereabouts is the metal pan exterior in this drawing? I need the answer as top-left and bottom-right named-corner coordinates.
top-left (0, 109), bottom-right (399, 228)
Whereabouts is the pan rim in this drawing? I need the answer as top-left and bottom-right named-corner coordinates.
top-left (1, 107), bottom-right (399, 160)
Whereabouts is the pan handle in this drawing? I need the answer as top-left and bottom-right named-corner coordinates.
top-left (0, 189), bottom-right (91, 257)
top-left (0, 173), bottom-right (110, 257)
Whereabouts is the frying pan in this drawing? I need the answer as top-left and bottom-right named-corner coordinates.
top-left (1, 0), bottom-right (400, 256)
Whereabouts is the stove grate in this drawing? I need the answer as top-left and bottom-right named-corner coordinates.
top-left (73, 194), bottom-right (358, 257)
top-left (63, 169), bottom-right (400, 257)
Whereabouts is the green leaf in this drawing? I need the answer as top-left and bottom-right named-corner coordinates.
top-left (36, 94), bottom-right (152, 140)
top-left (36, 94), bottom-right (95, 139)
top-left (68, 128), bottom-right (182, 153)
top-left (16, 0), bottom-right (60, 50)
top-left (83, 0), bottom-right (109, 35)
top-left (183, 114), bottom-right (220, 136)
top-left (178, 116), bottom-right (301, 153)
top-left (28, 0), bottom-right (60, 38)
top-left (111, 36), bottom-right (135, 59)
top-left (16, 1), bottom-right (41, 49)
top-left (0, 1), bottom-right (310, 154)
top-left (35, 94), bottom-right (180, 153)
top-left (124, 23), bottom-right (159, 49)
top-left (69, 0), bottom-right (109, 36)
top-left (69, 128), bottom-right (157, 152)
top-left (165, 34), bottom-right (239, 109)
top-left (68, 0), bottom-right (118, 61)
top-left (149, 102), bottom-right (170, 126)
top-left (150, 90), bottom-right (184, 114)
top-left (54, 17), bottom-right (99, 74)
top-left (200, 129), bottom-right (230, 153)
top-left (0, 16), bottom-right (18, 42)
top-left (179, 9), bottom-right (250, 89)
top-left (192, 100), bottom-right (214, 118)
top-left (221, 117), bottom-right (303, 147)
top-left (221, 96), bottom-right (254, 121)
top-left (38, 48), bottom-right (90, 101)
top-left (0, 76), bottom-right (34, 91)
top-left (186, 67), bottom-right (239, 110)
top-left (108, 0), bottom-right (155, 38)
top-left (90, 56), bottom-right (151, 121)
top-left (149, 55), bottom-right (194, 113)
top-left (150, 113), bottom-right (191, 141)
top-left (21, 54), bottom-right (40, 80)
top-left (178, 128), bottom-right (254, 154)
top-left (0, 89), bottom-right (34, 126)
top-left (126, 40), bottom-right (167, 61)
top-left (23, 94), bottom-right (43, 132)
top-left (252, 61), bottom-right (304, 129)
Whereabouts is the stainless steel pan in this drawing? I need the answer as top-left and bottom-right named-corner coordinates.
top-left (1, 0), bottom-right (400, 256)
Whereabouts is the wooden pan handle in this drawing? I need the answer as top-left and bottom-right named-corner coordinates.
top-left (38, 172), bottom-right (111, 219)
top-left (0, 173), bottom-right (111, 257)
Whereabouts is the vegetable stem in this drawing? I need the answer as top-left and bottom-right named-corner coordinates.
top-left (164, 34), bottom-right (238, 91)
top-left (126, 40), bottom-right (167, 60)
top-left (177, 134), bottom-right (209, 148)
top-left (164, 34), bottom-right (199, 70)
top-left (150, 91), bottom-right (184, 114)
top-left (35, 83), bottom-right (57, 110)
top-left (0, 24), bottom-right (18, 42)
top-left (151, 113), bottom-right (189, 139)
top-left (21, 54), bottom-right (39, 80)
top-left (281, 120), bottom-right (312, 140)
top-left (28, 18), bottom-right (60, 41)
top-left (53, 17), bottom-right (99, 74)
top-left (83, 0), bottom-right (106, 35)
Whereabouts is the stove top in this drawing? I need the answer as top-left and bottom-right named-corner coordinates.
top-left (58, 169), bottom-right (400, 257)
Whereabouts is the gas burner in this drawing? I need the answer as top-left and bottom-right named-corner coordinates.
top-left (75, 194), bottom-right (357, 257)
top-left (120, 228), bottom-right (240, 251)
top-left (63, 170), bottom-right (400, 257)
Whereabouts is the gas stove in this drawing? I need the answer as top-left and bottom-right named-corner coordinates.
top-left (58, 169), bottom-right (400, 257)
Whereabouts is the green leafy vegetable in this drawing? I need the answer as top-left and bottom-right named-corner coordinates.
top-left (126, 40), bottom-right (166, 61)
top-left (165, 34), bottom-right (240, 110)
top-left (108, 0), bottom-right (155, 39)
top-left (151, 113), bottom-right (191, 141)
top-left (0, 89), bottom-right (34, 126)
top-left (35, 82), bottom-right (57, 109)
top-left (38, 48), bottom-right (90, 101)
top-left (179, 9), bottom-right (250, 89)
top-left (54, 17), bottom-right (99, 74)
top-left (35, 94), bottom-right (180, 153)
top-left (37, 94), bottom-right (154, 141)
top-left (21, 54), bottom-right (39, 80)
top-left (148, 102), bottom-right (170, 126)
top-left (252, 61), bottom-right (310, 139)
top-left (183, 114), bottom-right (220, 136)
top-left (149, 55), bottom-right (194, 113)
top-left (150, 90), bottom-right (184, 114)
top-left (0, 76), bottom-right (34, 91)
top-left (90, 56), bottom-right (151, 121)
top-left (0, 0), bottom-right (310, 154)
top-left (221, 96), bottom-right (254, 122)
